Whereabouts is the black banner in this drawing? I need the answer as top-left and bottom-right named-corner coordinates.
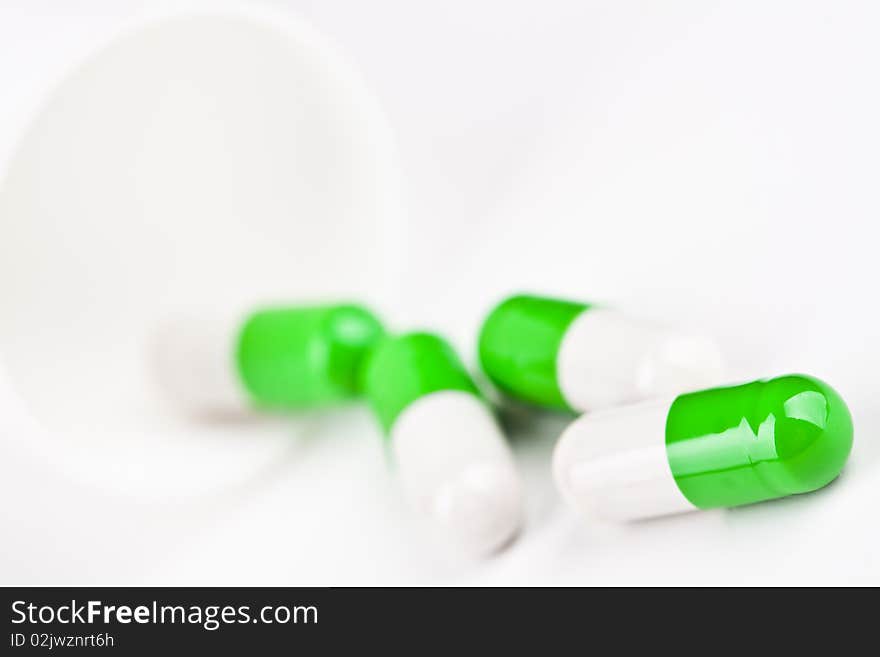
top-left (0, 586), bottom-right (851, 652)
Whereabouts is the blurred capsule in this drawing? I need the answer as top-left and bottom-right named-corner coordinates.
top-left (363, 332), bottom-right (523, 555)
top-left (153, 303), bottom-right (385, 415)
top-left (478, 293), bottom-right (724, 412)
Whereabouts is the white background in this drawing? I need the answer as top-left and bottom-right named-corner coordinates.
top-left (2, 0), bottom-right (879, 585)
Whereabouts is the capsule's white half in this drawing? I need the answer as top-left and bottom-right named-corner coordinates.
top-left (151, 311), bottom-right (249, 417)
top-left (552, 397), bottom-right (697, 521)
top-left (556, 308), bottom-right (724, 411)
top-left (390, 390), bottom-right (523, 555)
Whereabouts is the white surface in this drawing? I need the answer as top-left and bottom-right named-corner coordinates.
top-left (557, 307), bottom-right (724, 411)
top-left (152, 311), bottom-right (250, 417)
top-left (390, 390), bottom-right (522, 556)
top-left (553, 398), bottom-right (696, 521)
top-left (2, 0), bottom-right (880, 585)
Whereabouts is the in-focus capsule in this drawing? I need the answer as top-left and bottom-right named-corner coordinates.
top-left (553, 374), bottom-right (853, 521)
top-left (153, 303), bottom-right (385, 415)
top-left (363, 332), bottom-right (523, 555)
top-left (478, 294), bottom-right (724, 412)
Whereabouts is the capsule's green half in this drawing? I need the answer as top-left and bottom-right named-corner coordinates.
top-left (478, 294), bottom-right (588, 410)
top-left (236, 304), bottom-right (385, 408)
top-left (665, 374), bottom-right (853, 509)
top-left (363, 332), bottom-right (479, 435)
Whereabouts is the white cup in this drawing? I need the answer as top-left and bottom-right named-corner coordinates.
top-left (0, 1), bottom-right (402, 501)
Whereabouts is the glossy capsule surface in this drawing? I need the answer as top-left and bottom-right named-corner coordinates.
top-left (553, 374), bottom-right (853, 521)
top-left (666, 374), bottom-right (853, 509)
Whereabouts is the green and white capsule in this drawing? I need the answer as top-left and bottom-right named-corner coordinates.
top-left (553, 374), bottom-right (854, 521)
top-left (478, 294), bottom-right (724, 412)
top-left (152, 303), bottom-right (385, 415)
top-left (363, 332), bottom-right (523, 555)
